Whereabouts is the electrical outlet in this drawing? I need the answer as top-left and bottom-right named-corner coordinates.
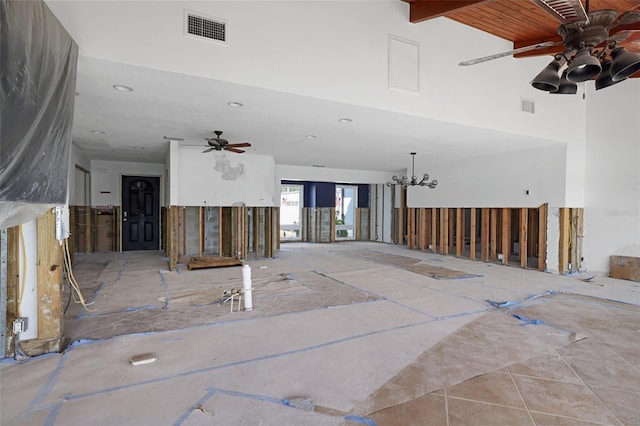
top-left (498, 253), bottom-right (504, 260)
top-left (13, 317), bottom-right (27, 334)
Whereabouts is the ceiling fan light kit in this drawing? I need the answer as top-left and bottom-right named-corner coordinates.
top-left (551, 70), bottom-right (578, 94)
top-left (460, 4), bottom-right (640, 95)
top-left (387, 153), bottom-right (438, 189)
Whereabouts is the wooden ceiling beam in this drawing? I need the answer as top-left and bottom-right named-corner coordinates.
top-left (408, 0), bottom-right (494, 23)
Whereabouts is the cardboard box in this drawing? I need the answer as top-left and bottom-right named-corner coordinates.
top-left (610, 256), bottom-right (640, 282)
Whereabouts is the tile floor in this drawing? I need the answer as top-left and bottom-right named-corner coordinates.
top-left (1, 242), bottom-right (639, 425)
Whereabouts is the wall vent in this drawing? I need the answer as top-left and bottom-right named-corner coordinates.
top-left (521, 98), bottom-right (535, 114)
top-left (185, 11), bottom-right (226, 44)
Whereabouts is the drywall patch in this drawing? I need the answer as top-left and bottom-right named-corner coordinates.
top-left (214, 157), bottom-right (245, 180)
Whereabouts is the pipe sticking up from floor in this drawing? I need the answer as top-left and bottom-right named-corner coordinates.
top-left (242, 265), bottom-right (253, 311)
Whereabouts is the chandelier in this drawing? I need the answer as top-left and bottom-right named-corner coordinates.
top-left (386, 153), bottom-right (438, 189)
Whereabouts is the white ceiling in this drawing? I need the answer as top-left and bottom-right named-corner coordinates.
top-left (74, 56), bottom-right (558, 173)
top-left (62, 2), bottom-right (561, 174)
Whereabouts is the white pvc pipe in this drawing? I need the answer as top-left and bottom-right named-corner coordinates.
top-left (242, 265), bottom-right (253, 311)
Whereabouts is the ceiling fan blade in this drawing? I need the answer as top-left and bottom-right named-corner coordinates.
top-left (531, 0), bottom-right (589, 24)
top-left (611, 10), bottom-right (640, 28)
top-left (225, 147), bottom-right (245, 153)
top-left (459, 41), bottom-right (563, 66)
top-left (227, 142), bottom-right (252, 148)
top-left (202, 147), bottom-right (216, 153)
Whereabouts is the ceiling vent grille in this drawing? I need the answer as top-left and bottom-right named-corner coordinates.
top-left (521, 98), bottom-right (535, 114)
top-left (185, 11), bottom-right (226, 43)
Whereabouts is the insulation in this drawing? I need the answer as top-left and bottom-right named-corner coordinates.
top-left (0, 1), bottom-right (78, 228)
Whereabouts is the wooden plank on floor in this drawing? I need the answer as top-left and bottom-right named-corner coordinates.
top-left (481, 208), bottom-right (489, 261)
top-left (538, 204), bottom-right (547, 271)
top-left (470, 208), bottom-right (477, 260)
top-left (188, 256), bottom-right (243, 270)
top-left (520, 208), bottom-right (528, 268)
top-left (501, 208), bottom-right (510, 265)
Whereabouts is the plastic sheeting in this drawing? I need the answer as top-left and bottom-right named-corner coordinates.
top-left (0, 0), bottom-right (78, 229)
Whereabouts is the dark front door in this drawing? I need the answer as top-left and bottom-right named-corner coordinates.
top-left (122, 176), bottom-right (160, 251)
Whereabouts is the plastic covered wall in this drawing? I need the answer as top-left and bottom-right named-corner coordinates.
top-left (0, 1), bottom-right (78, 229)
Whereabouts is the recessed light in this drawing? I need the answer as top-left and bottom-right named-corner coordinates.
top-left (305, 135), bottom-right (316, 139)
top-left (227, 102), bottom-right (243, 107)
top-left (91, 130), bottom-right (105, 134)
top-left (338, 118), bottom-right (352, 123)
top-left (112, 84), bottom-right (134, 92)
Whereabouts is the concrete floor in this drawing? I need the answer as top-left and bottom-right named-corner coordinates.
top-left (2, 242), bottom-right (639, 425)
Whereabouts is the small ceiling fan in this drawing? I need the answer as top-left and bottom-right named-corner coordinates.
top-left (202, 131), bottom-right (251, 154)
top-left (459, 0), bottom-right (640, 92)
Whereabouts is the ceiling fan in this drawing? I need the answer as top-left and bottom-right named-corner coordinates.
top-left (459, 0), bottom-right (640, 93)
top-left (202, 131), bottom-right (251, 154)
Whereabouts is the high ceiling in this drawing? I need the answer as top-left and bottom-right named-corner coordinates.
top-left (404, 0), bottom-right (640, 61)
top-left (48, 1), bottom-right (638, 174)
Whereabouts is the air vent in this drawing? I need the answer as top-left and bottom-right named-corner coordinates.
top-left (521, 98), bottom-right (535, 114)
top-left (185, 11), bottom-right (226, 44)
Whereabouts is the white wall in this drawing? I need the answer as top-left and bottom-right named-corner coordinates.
top-left (176, 148), bottom-right (276, 206)
top-left (47, 1), bottom-right (585, 145)
top-left (69, 147), bottom-right (91, 206)
top-left (90, 160), bottom-right (165, 206)
top-left (583, 80), bottom-right (640, 274)
top-left (407, 144), bottom-right (567, 208)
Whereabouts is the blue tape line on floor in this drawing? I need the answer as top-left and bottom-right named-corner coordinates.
top-left (487, 290), bottom-right (558, 309)
top-left (22, 352), bottom-right (69, 418)
top-left (173, 389), bottom-right (217, 426)
top-left (62, 315), bottom-right (455, 403)
top-left (42, 402), bottom-right (62, 426)
top-left (344, 415), bottom-right (377, 425)
top-left (512, 314), bottom-right (544, 326)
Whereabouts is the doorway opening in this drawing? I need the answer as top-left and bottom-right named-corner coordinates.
top-left (280, 184), bottom-right (303, 241)
top-left (335, 185), bottom-right (357, 240)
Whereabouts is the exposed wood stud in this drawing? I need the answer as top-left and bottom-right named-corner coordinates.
top-left (85, 205), bottom-right (91, 254)
top-left (199, 206), bottom-right (204, 257)
top-left (431, 208), bottom-right (438, 253)
top-left (559, 207), bottom-right (570, 274)
top-left (470, 208), bottom-right (477, 260)
top-left (456, 208), bottom-right (464, 257)
top-left (490, 208), bottom-right (498, 260)
top-left (538, 203), bottom-right (548, 271)
top-left (407, 208), bottom-right (415, 249)
top-left (501, 208), bottom-right (510, 265)
top-left (520, 208), bottom-right (528, 268)
top-left (449, 208), bottom-right (455, 255)
top-left (35, 209), bottom-right (63, 353)
top-left (481, 208), bottom-right (490, 261)
top-left (218, 207), bottom-right (223, 257)
top-left (4, 227), bottom-right (18, 357)
top-left (441, 208), bottom-right (449, 255)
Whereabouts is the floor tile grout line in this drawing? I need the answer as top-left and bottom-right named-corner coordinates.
top-left (527, 409), bottom-right (613, 425)
top-left (557, 348), bottom-right (627, 426)
top-left (507, 365), bottom-right (536, 425)
top-left (444, 387), bottom-right (450, 426)
top-left (446, 393), bottom-right (532, 412)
